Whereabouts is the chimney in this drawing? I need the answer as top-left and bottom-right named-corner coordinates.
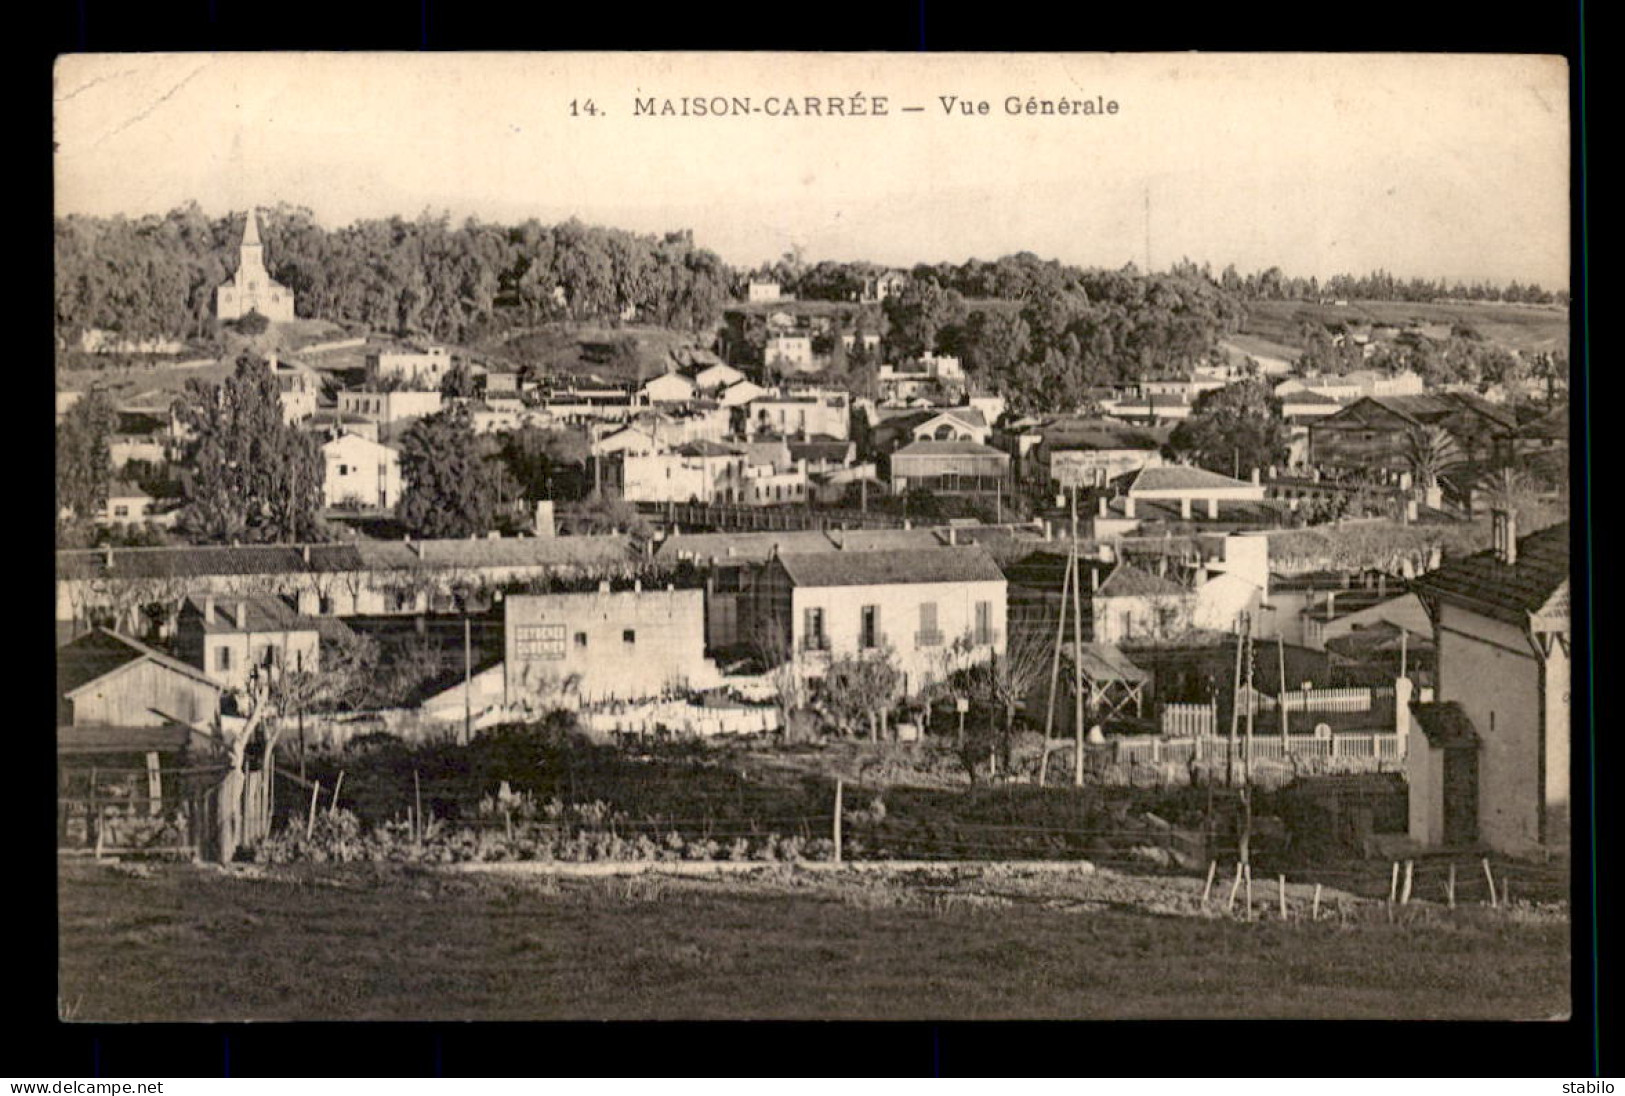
top-left (1326, 591), bottom-right (1337, 620)
top-left (1251, 467), bottom-right (1261, 485)
top-left (203, 594), bottom-right (215, 622)
top-left (1493, 509), bottom-right (1518, 565)
top-left (1206, 497), bottom-right (1220, 520)
top-left (1179, 497), bottom-right (1192, 520)
top-left (598, 579), bottom-right (611, 594)
top-left (302, 544), bottom-right (311, 565)
top-left (634, 579), bottom-right (642, 593)
top-left (1090, 565), bottom-right (1100, 592)
top-left (1098, 496), bottom-right (1108, 518)
top-left (236, 601), bottom-right (248, 630)
top-left (948, 526), bottom-right (957, 546)
top-left (1123, 496), bottom-right (1135, 519)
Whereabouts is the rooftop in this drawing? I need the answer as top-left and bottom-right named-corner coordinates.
top-left (892, 440), bottom-right (1008, 458)
top-left (57, 628), bottom-right (221, 699)
top-left (1412, 520), bottom-right (1569, 624)
top-left (1096, 562), bottom-right (1191, 599)
top-left (777, 545), bottom-right (1006, 588)
top-left (1126, 466), bottom-right (1258, 494)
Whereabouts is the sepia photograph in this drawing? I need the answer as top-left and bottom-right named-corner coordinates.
top-left (52, 51), bottom-right (1573, 1024)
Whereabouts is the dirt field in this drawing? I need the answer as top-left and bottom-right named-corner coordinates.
top-left (57, 859), bottom-right (1569, 1022)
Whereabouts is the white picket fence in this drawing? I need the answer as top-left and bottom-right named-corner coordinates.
top-left (1113, 732), bottom-right (1404, 766)
top-left (1162, 703), bottom-right (1217, 737)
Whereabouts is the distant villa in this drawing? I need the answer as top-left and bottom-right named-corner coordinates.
top-left (216, 207), bottom-right (296, 323)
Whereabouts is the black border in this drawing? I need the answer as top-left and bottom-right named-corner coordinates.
top-left (38, 0), bottom-right (1597, 1079)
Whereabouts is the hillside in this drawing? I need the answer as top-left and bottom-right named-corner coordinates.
top-left (1239, 299), bottom-right (1569, 357)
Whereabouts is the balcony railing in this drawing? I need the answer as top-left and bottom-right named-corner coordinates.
top-left (801, 635), bottom-right (831, 653)
top-left (915, 629), bottom-right (945, 648)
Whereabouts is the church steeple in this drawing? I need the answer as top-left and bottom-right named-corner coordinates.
top-left (242, 206), bottom-right (263, 249)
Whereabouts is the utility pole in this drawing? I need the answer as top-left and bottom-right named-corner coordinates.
top-left (1227, 616), bottom-right (1243, 788)
top-left (1071, 539), bottom-right (1086, 788)
top-left (1039, 549), bottom-right (1074, 788)
top-left (1278, 632), bottom-right (1289, 749)
top-left (464, 613), bottom-right (473, 746)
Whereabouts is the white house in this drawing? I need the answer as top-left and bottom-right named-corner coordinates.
top-left (718, 379), bottom-right (769, 407)
top-left (751, 390), bottom-right (851, 440)
top-left (321, 433), bottom-right (403, 510)
top-left (337, 388), bottom-right (445, 428)
top-left (747, 282), bottom-right (782, 303)
top-left (503, 588), bottom-right (722, 706)
top-left (764, 334), bottom-right (815, 372)
top-left (752, 545), bottom-right (1008, 695)
top-left (694, 362), bottom-right (747, 391)
top-left (641, 371), bottom-right (698, 404)
top-left (367, 345), bottom-right (453, 389)
top-left (908, 407), bottom-right (991, 445)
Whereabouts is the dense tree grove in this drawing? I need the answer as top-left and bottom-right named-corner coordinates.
top-left (396, 404), bottom-right (502, 539)
top-left (1167, 380), bottom-right (1292, 478)
top-left (176, 355), bottom-right (326, 543)
top-left (54, 205), bottom-right (734, 346)
top-left (875, 259), bottom-right (1248, 414)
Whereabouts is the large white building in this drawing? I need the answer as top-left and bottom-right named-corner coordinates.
top-left (216, 208), bottom-right (297, 323)
top-left (751, 545), bottom-right (1008, 693)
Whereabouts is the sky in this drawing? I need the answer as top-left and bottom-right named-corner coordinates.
top-left (54, 52), bottom-right (1571, 288)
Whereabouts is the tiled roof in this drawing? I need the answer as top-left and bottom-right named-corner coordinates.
top-left (182, 594), bottom-right (315, 634)
top-left (58, 536), bottom-right (636, 581)
top-left (1096, 562), bottom-right (1190, 599)
top-left (1065, 642), bottom-right (1150, 684)
top-left (57, 544), bottom-right (308, 581)
top-left (1128, 466), bottom-right (1256, 493)
top-left (825, 528), bottom-right (949, 553)
top-left (656, 530), bottom-right (835, 563)
top-left (57, 629), bottom-right (220, 698)
top-left (1348, 393), bottom-right (1518, 431)
top-left (1042, 418), bottom-right (1162, 451)
top-left (893, 440), bottom-right (1009, 458)
top-left (1409, 701), bottom-right (1480, 748)
top-left (1412, 521), bottom-right (1569, 623)
top-left (1004, 550), bottom-right (1113, 592)
top-left (1325, 621), bottom-right (1434, 659)
top-left (788, 440), bottom-right (854, 463)
top-left (777, 545), bottom-right (1006, 588)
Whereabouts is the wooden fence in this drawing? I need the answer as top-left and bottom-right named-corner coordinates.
top-left (1162, 703), bottom-right (1217, 737)
top-left (1112, 732), bottom-right (1404, 766)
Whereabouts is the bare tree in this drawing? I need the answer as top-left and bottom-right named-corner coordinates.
top-left (816, 648), bottom-right (902, 741)
top-left (747, 609), bottom-right (808, 741)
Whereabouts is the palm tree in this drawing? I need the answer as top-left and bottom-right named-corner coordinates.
top-left (1404, 425), bottom-right (1459, 494)
top-left (1478, 465), bottom-right (1531, 512)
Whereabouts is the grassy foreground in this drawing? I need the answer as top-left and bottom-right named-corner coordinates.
top-left (58, 860), bottom-right (1569, 1022)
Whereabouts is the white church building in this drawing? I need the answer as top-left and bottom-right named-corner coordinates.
top-left (216, 207), bottom-right (297, 323)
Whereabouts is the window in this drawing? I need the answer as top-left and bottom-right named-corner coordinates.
top-left (113, 505), bottom-right (129, 518)
top-left (974, 601), bottom-right (993, 645)
top-left (860, 605), bottom-right (880, 649)
top-left (339, 464), bottom-right (350, 476)
top-left (216, 646), bottom-right (232, 672)
top-left (623, 629), bottom-right (636, 644)
top-left (804, 607), bottom-right (827, 650)
top-left (319, 596), bottom-right (334, 616)
top-left (917, 602), bottom-right (942, 647)
top-left (574, 632), bottom-right (588, 648)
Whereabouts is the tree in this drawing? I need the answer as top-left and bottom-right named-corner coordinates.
top-left (177, 355), bottom-right (325, 543)
top-left (1167, 380), bottom-right (1290, 477)
top-left (440, 363), bottom-right (479, 400)
top-left (817, 653), bottom-right (903, 741)
top-left (56, 388), bottom-right (116, 529)
top-left (234, 309), bottom-right (270, 335)
top-left (883, 280), bottom-right (967, 360)
top-left (1405, 425), bottom-right (1460, 495)
top-left (562, 495), bottom-right (651, 538)
top-left (500, 425), bottom-right (589, 501)
top-left (396, 403), bottom-right (501, 538)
